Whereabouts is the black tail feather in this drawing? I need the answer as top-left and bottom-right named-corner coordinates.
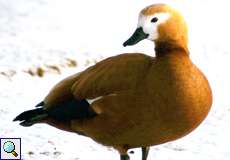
top-left (14, 99), bottom-right (97, 127)
top-left (13, 108), bottom-right (48, 127)
top-left (35, 101), bottom-right (45, 108)
top-left (47, 99), bottom-right (97, 121)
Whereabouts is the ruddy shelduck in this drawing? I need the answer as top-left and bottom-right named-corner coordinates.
top-left (14, 4), bottom-right (212, 160)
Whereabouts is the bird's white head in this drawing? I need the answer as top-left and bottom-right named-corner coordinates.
top-left (137, 12), bottom-right (171, 41)
top-left (123, 4), bottom-right (188, 49)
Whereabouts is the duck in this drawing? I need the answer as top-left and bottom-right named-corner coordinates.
top-left (13, 3), bottom-right (212, 160)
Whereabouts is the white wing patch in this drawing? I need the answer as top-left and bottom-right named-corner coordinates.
top-left (86, 93), bottom-right (117, 105)
top-left (87, 96), bottom-right (103, 104)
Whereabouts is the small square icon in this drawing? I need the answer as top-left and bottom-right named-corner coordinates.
top-left (0, 138), bottom-right (21, 160)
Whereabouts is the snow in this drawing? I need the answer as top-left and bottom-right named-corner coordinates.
top-left (0, 0), bottom-right (230, 159)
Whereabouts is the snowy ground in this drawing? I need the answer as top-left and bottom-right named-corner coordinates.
top-left (0, 0), bottom-right (230, 159)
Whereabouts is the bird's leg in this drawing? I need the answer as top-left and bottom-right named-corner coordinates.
top-left (120, 154), bottom-right (130, 160)
top-left (141, 147), bottom-right (150, 160)
top-left (116, 145), bottom-right (130, 160)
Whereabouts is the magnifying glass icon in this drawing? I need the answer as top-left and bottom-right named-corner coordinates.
top-left (3, 141), bottom-right (18, 157)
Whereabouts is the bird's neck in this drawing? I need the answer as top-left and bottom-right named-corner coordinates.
top-left (155, 39), bottom-right (189, 57)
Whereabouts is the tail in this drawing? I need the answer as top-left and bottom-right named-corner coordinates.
top-left (13, 99), bottom-right (97, 127)
top-left (13, 108), bottom-right (48, 127)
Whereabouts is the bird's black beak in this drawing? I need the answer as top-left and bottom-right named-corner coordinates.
top-left (123, 27), bottom-right (149, 47)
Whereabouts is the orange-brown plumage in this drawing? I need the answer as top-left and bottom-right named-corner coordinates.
top-left (14, 4), bottom-right (212, 160)
top-left (70, 51), bottom-right (212, 148)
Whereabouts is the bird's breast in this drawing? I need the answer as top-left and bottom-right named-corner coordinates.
top-left (143, 55), bottom-right (212, 143)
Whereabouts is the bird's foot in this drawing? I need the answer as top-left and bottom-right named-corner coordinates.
top-left (120, 154), bottom-right (130, 160)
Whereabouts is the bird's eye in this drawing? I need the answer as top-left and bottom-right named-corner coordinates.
top-left (151, 17), bottom-right (158, 23)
